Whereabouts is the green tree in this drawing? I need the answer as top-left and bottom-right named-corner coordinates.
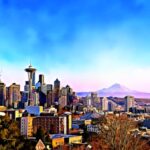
top-left (36, 126), bottom-right (45, 141)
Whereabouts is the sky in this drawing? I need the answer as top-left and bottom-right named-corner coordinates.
top-left (1, 0), bottom-right (150, 92)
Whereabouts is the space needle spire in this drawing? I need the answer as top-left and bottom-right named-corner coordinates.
top-left (25, 63), bottom-right (36, 106)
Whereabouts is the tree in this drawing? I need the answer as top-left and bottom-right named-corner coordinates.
top-left (0, 115), bottom-right (24, 150)
top-left (96, 115), bottom-right (150, 150)
top-left (36, 126), bottom-right (45, 141)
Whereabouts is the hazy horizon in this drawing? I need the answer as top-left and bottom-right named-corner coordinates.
top-left (1, 0), bottom-right (150, 92)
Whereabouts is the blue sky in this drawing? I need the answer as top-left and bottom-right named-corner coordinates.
top-left (1, 0), bottom-right (150, 92)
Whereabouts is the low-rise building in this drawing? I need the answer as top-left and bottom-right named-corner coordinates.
top-left (4, 109), bottom-right (22, 120)
top-left (87, 124), bottom-right (100, 134)
top-left (21, 116), bottom-right (34, 137)
top-left (33, 116), bottom-right (67, 134)
top-left (50, 134), bottom-right (82, 148)
top-left (25, 106), bottom-right (43, 116)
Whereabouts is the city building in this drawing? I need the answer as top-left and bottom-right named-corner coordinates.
top-left (53, 79), bottom-right (60, 102)
top-left (4, 109), bottom-right (22, 120)
top-left (21, 91), bottom-right (28, 108)
top-left (145, 105), bottom-right (150, 113)
top-left (85, 96), bottom-right (92, 107)
top-left (0, 81), bottom-right (6, 106)
top-left (91, 93), bottom-right (100, 110)
top-left (39, 74), bottom-right (44, 85)
top-left (44, 106), bottom-right (57, 115)
top-left (59, 87), bottom-right (68, 111)
top-left (7, 83), bottom-right (20, 108)
top-left (32, 92), bottom-right (39, 106)
top-left (33, 112), bottom-right (72, 135)
top-left (50, 135), bottom-right (64, 148)
top-left (21, 116), bottom-right (34, 137)
top-left (63, 112), bottom-right (72, 134)
top-left (24, 81), bottom-right (29, 92)
top-left (124, 96), bottom-right (135, 112)
top-left (25, 106), bottom-right (43, 116)
top-left (39, 90), bottom-right (46, 107)
top-left (50, 134), bottom-right (82, 148)
top-left (101, 97), bottom-right (108, 111)
top-left (33, 115), bottom-right (67, 134)
top-left (66, 85), bottom-right (73, 105)
top-left (87, 124), bottom-right (100, 134)
top-left (108, 100), bottom-right (117, 111)
top-left (47, 84), bottom-right (53, 107)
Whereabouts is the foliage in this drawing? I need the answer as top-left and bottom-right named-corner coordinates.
top-left (94, 115), bottom-right (150, 150)
top-left (0, 115), bottom-right (24, 149)
top-left (35, 126), bottom-right (46, 141)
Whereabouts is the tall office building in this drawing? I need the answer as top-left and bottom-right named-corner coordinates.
top-left (54, 79), bottom-right (60, 89)
top-left (124, 96), bottom-right (134, 112)
top-left (59, 87), bottom-right (68, 110)
top-left (91, 92), bottom-right (100, 109)
top-left (66, 85), bottom-right (73, 105)
top-left (32, 92), bottom-right (39, 106)
top-left (24, 81), bottom-right (29, 92)
top-left (54, 79), bottom-right (60, 102)
top-left (47, 84), bottom-right (53, 107)
top-left (0, 81), bottom-right (6, 106)
top-left (32, 72), bottom-right (36, 86)
top-left (85, 96), bottom-right (92, 106)
top-left (7, 83), bottom-right (20, 108)
top-left (101, 97), bottom-right (108, 111)
top-left (39, 74), bottom-right (44, 85)
top-left (25, 64), bottom-right (36, 106)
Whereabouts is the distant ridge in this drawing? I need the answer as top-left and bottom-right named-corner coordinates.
top-left (77, 83), bottom-right (150, 98)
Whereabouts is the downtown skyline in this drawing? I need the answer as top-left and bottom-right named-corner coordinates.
top-left (1, 0), bottom-right (150, 92)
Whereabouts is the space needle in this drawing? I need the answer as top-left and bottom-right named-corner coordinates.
top-left (25, 63), bottom-right (36, 106)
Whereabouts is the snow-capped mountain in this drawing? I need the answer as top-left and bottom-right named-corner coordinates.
top-left (99, 83), bottom-right (131, 93)
top-left (77, 83), bottom-right (150, 98)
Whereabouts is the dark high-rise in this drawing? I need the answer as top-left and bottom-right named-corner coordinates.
top-left (54, 79), bottom-right (60, 102)
top-left (0, 81), bottom-right (6, 106)
top-left (66, 85), bottom-right (73, 105)
top-left (39, 74), bottom-right (44, 85)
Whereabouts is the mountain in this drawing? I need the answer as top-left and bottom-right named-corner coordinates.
top-left (77, 83), bottom-right (150, 98)
top-left (99, 83), bottom-right (131, 93)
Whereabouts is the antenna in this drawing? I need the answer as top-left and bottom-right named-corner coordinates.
top-left (29, 57), bottom-right (32, 67)
top-left (30, 59), bottom-right (31, 66)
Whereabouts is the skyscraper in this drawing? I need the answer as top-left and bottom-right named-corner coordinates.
top-left (7, 83), bottom-right (20, 108)
top-left (24, 81), bottom-right (29, 92)
top-left (54, 79), bottom-right (60, 102)
top-left (101, 97), bottom-right (108, 111)
top-left (66, 85), bottom-right (73, 105)
top-left (47, 84), bottom-right (53, 107)
top-left (59, 87), bottom-right (68, 110)
top-left (85, 96), bottom-right (92, 106)
top-left (39, 74), bottom-right (44, 85)
top-left (0, 81), bottom-right (6, 106)
top-left (25, 64), bottom-right (36, 106)
top-left (124, 96), bottom-right (134, 112)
